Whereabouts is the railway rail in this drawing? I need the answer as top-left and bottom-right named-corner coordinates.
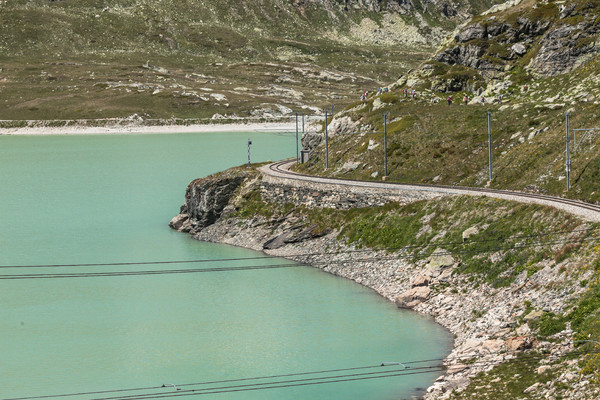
top-left (262, 160), bottom-right (600, 223)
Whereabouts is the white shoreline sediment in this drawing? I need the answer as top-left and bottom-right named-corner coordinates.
top-left (0, 121), bottom-right (296, 136)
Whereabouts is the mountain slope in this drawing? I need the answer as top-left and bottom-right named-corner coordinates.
top-left (0, 0), bottom-right (503, 120)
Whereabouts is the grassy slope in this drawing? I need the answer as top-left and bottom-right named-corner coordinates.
top-left (296, 57), bottom-right (600, 204)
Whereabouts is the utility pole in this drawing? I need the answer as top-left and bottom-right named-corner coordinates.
top-left (487, 110), bottom-right (493, 182)
top-left (295, 112), bottom-right (299, 164)
top-left (384, 113), bottom-right (388, 177)
top-left (325, 110), bottom-right (329, 169)
top-left (566, 112), bottom-right (571, 190)
top-left (247, 139), bottom-right (252, 168)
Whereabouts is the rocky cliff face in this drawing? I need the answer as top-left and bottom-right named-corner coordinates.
top-left (169, 170), bottom-right (250, 233)
top-left (410, 0), bottom-right (600, 92)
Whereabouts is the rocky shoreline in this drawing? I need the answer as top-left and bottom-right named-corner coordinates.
top-left (169, 169), bottom-right (599, 399)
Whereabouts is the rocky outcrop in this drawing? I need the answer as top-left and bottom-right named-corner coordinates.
top-left (424, 0), bottom-right (600, 86)
top-left (300, 115), bottom-right (358, 161)
top-left (435, 44), bottom-right (485, 69)
top-left (455, 23), bottom-right (486, 42)
top-left (327, 116), bottom-right (359, 136)
top-left (301, 131), bottom-right (323, 160)
top-left (169, 170), bottom-right (250, 232)
top-left (531, 22), bottom-right (600, 76)
top-left (263, 224), bottom-right (331, 249)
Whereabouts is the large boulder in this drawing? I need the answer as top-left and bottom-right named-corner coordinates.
top-left (462, 226), bottom-right (479, 242)
top-left (411, 275), bottom-right (431, 287)
top-left (506, 335), bottom-right (535, 352)
top-left (426, 248), bottom-right (455, 275)
top-left (327, 116), bottom-right (358, 136)
top-left (511, 43), bottom-right (527, 56)
top-left (424, 248), bottom-right (457, 282)
top-left (169, 213), bottom-right (191, 232)
top-left (395, 286), bottom-right (431, 309)
top-left (263, 224), bottom-right (330, 249)
top-left (455, 23), bottom-right (486, 42)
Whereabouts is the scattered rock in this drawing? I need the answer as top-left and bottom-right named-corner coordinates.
top-left (447, 364), bottom-right (468, 374)
top-left (368, 139), bottom-right (380, 151)
top-left (544, 103), bottom-right (565, 110)
top-left (372, 97), bottom-right (384, 110)
top-left (516, 324), bottom-right (531, 336)
top-left (142, 61), bottom-right (170, 76)
top-left (462, 226), bottom-right (479, 242)
top-left (511, 43), bottom-right (527, 56)
top-left (210, 93), bottom-right (228, 102)
top-left (523, 382), bottom-right (540, 394)
top-left (340, 161), bottom-right (361, 172)
top-left (537, 365), bottom-right (552, 374)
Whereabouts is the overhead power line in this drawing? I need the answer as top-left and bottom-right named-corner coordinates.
top-left (5, 350), bottom-right (596, 400)
top-left (0, 226), bottom-right (595, 270)
top-left (0, 263), bottom-right (300, 280)
top-left (95, 366), bottom-right (444, 400)
top-left (0, 230), bottom-right (596, 280)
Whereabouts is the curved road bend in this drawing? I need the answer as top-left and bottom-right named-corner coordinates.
top-left (260, 160), bottom-right (600, 223)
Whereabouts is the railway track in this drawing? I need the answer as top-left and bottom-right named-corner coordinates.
top-left (264, 159), bottom-right (600, 222)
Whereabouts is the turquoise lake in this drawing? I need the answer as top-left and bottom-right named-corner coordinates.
top-left (0, 131), bottom-right (452, 400)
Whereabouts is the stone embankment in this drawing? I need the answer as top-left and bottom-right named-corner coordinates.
top-left (170, 168), bottom-right (599, 400)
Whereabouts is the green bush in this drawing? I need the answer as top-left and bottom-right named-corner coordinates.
top-left (379, 93), bottom-right (399, 104)
top-left (534, 312), bottom-right (566, 337)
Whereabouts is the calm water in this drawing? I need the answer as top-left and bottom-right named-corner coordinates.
top-left (0, 132), bottom-right (452, 400)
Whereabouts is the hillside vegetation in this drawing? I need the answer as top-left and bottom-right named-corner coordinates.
top-left (298, 76), bottom-right (600, 203)
top-left (297, 0), bottom-right (600, 204)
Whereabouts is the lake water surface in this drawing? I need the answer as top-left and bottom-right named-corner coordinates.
top-left (0, 132), bottom-right (452, 400)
